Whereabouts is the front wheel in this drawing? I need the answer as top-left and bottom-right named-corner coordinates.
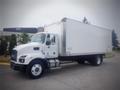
top-left (89, 55), bottom-right (103, 66)
top-left (26, 60), bottom-right (44, 79)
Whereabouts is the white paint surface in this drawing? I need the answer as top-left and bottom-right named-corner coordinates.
top-left (44, 18), bottom-right (112, 56)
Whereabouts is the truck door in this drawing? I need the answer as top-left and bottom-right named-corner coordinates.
top-left (45, 34), bottom-right (58, 58)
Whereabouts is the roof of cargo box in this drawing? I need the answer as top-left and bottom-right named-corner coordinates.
top-left (44, 17), bottom-right (112, 32)
top-left (61, 17), bottom-right (112, 31)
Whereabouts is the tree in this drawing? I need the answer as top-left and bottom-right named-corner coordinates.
top-left (17, 33), bottom-right (30, 44)
top-left (9, 34), bottom-right (17, 54)
top-left (0, 37), bottom-right (7, 55)
top-left (0, 38), bottom-right (2, 55)
top-left (112, 30), bottom-right (119, 49)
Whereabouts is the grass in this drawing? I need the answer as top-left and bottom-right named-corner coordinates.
top-left (104, 52), bottom-right (115, 58)
top-left (114, 50), bottom-right (120, 53)
top-left (113, 48), bottom-right (120, 52)
top-left (0, 55), bottom-right (10, 63)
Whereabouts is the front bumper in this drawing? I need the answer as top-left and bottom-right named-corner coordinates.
top-left (11, 62), bottom-right (27, 71)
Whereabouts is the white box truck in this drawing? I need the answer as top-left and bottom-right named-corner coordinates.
top-left (10, 18), bottom-right (112, 79)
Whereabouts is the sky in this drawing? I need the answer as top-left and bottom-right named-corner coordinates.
top-left (0, 0), bottom-right (120, 41)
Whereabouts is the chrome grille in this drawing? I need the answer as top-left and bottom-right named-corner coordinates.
top-left (11, 50), bottom-right (17, 61)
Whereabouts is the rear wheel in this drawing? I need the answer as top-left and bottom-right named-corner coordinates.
top-left (89, 55), bottom-right (103, 66)
top-left (26, 60), bottom-right (44, 79)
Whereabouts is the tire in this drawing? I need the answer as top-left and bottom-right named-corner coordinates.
top-left (89, 55), bottom-right (103, 66)
top-left (26, 60), bottom-right (45, 79)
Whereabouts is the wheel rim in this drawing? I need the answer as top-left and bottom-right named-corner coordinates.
top-left (97, 57), bottom-right (101, 65)
top-left (31, 64), bottom-right (42, 76)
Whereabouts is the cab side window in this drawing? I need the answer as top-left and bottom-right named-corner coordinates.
top-left (51, 35), bottom-right (55, 45)
top-left (46, 34), bottom-right (51, 45)
top-left (46, 34), bottom-right (55, 45)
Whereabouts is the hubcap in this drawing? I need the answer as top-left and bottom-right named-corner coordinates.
top-left (31, 64), bottom-right (42, 76)
top-left (97, 57), bottom-right (101, 65)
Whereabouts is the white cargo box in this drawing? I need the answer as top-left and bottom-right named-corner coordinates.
top-left (45, 18), bottom-right (112, 56)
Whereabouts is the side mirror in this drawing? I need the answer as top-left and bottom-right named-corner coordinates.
top-left (46, 40), bottom-right (51, 45)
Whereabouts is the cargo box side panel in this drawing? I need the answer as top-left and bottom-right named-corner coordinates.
top-left (65, 19), bottom-right (112, 56)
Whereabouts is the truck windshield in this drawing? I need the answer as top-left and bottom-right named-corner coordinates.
top-left (31, 33), bottom-right (46, 44)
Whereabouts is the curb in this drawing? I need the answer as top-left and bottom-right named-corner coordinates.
top-left (0, 62), bottom-right (10, 65)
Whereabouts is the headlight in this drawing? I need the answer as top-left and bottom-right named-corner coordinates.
top-left (19, 55), bottom-right (27, 63)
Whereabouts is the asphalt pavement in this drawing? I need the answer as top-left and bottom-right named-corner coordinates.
top-left (0, 52), bottom-right (120, 90)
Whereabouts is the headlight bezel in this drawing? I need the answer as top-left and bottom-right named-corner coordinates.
top-left (19, 55), bottom-right (27, 63)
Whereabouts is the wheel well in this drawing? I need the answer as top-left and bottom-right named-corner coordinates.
top-left (28, 58), bottom-right (48, 69)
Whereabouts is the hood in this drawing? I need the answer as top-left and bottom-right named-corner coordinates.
top-left (14, 42), bottom-right (44, 56)
top-left (14, 42), bottom-right (41, 51)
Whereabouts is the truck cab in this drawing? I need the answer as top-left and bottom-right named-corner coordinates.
top-left (11, 32), bottom-right (59, 78)
top-left (30, 32), bottom-right (59, 59)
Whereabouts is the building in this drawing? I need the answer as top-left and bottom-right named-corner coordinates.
top-left (0, 27), bottom-right (44, 36)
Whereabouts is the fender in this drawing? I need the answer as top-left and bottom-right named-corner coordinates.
top-left (28, 58), bottom-right (48, 69)
top-left (17, 53), bottom-right (46, 65)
